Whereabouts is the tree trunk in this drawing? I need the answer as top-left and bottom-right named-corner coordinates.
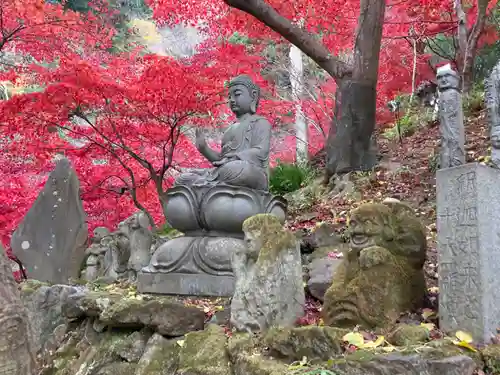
top-left (325, 79), bottom-right (378, 177)
top-left (325, 0), bottom-right (386, 179)
top-left (454, 0), bottom-right (490, 93)
top-left (0, 244), bottom-right (37, 375)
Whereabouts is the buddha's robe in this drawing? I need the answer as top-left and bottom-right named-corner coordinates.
top-left (176, 115), bottom-right (271, 191)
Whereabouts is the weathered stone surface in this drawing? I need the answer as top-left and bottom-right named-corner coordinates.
top-left (177, 324), bottom-right (231, 375)
top-left (330, 354), bottom-right (476, 375)
top-left (307, 256), bottom-right (343, 301)
top-left (262, 326), bottom-right (346, 361)
top-left (62, 291), bottom-right (205, 336)
top-left (230, 214), bottom-right (305, 332)
top-left (135, 333), bottom-right (179, 375)
top-left (20, 281), bottom-right (82, 354)
top-left (437, 163), bottom-right (500, 343)
top-left (113, 329), bottom-right (151, 362)
top-left (0, 243), bottom-right (37, 375)
top-left (11, 158), bottom-right (88, 284)
top-left (323, 200), bottom-right (427, 329)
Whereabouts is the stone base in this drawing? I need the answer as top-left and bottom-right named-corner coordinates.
top-left (137, 272), bottom-right (235, 297)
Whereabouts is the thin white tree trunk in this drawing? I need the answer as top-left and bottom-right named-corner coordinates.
top-left (289, 42), bottom-right (308, 164)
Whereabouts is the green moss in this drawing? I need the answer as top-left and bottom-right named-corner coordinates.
top-left (21, 279), bottom-right (50, 295)
top-left (177, 324), bottom-right (231, 375)
top-left (263, 326), bottom-right (347, 362)
top-left (136, 334), bottom-right (180, 375)
top-left (482, 344), bottom-right (500, 374)
top-left (387, 324), bottom-right (430, 346)
top-left (243, 214), bottom-right (296, 265)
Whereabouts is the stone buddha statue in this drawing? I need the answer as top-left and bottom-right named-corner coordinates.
top-left (175, 74), bottom-right (272, 191)
top-left (138, 74), bottom-right (287, 298)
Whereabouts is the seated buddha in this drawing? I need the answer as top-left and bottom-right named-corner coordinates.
top-left (175, 74), bottom-right (272, 191)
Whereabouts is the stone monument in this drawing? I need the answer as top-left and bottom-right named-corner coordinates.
top-left (138, 75), bottom-right (287, 297)
top-left (230, 214), bottom-right (304, 332)
top-left (486, 60), bottom-right (500, 168)
top-left (437, 163), bottom-right (500, 343)
top-left (437, 64), bottom-right (465, 169)
top-left (322, 200), bottom-right (427, 329)
top-left (11, 158), bottom-right (88, 284)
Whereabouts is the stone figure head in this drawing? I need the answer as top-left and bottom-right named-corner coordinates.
top-left (228, 75), bottom-right (260, 117)
top-left (348, 201), bottom-right (426, 266)
top-left (348, 203), bottom-right (396, 255)
top-left (127, 211), bottom-right (151, 230)
top-left (436, 65), bottom-right (460, 92)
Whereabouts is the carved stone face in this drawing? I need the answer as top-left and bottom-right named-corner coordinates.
top-left (348, 206), bottom-right (393, 254)
top-left (243, 229), bottom-right (261, 260)
top-left (228, 84), bottom-right (256, 117)
top-left (437, 72), bottom-right (459, 91)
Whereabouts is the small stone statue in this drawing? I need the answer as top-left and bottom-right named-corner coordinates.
top-left (175, 74), bottom-right (272, 191)
top-left (102, 232), bottom-right (129, 281)
top-left (82, 227), bottom-right (111, 282)
top-left (123, 212), bottom-right (153, 282)
top-left (230, 214), bottom-right (305, 333)
top-left (486, 61), bottom-right (500, 168)
top-left (436, 64), bottom-right (465, 169)
top-left (322, 200), bottom-right (427, 329)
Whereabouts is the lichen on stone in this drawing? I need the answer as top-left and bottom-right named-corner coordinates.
top-left (242, 214), bottom-right (296, 264)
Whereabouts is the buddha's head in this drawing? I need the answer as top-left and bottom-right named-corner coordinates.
top-left (228, 75), bottom-right (260, 117)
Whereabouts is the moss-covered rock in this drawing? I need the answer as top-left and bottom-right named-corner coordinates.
top-left (62, 291), bottom-right (205, 336)
top-left (177, 324), bottom-right (231, 375)
top-left (135, 333), bottom-right (180, 375)
top-left (387, 324), bottom-right (430, 346)
top-left (262, 326), bottom-right (347, 361)
top-left (228, 333), bottom-right (289, 375)
top-left (481, 344), bottom-right (500, 374)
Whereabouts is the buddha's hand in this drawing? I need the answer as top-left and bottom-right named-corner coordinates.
top-left (195, 128), bottom-right (206, 149)
top-left (213, 157), bottom-right (229, 167)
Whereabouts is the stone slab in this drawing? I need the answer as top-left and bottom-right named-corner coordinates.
top-left (137, 272), bottom-right (235, 297)
top-left (437, 163), bottom-right (500, 343)
top-left (11, 158), bottom-right (88, 284)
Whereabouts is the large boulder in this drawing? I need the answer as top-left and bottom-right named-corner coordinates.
top-left (11, 158), bottom-right (88, 284)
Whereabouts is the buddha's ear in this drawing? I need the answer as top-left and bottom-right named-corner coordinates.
top-left (250, 90), bottom-right (258, 113)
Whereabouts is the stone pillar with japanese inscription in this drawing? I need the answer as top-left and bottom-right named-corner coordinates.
top-left (437, 163), bottom-right (500, 343)
top-left (437, 64), bottom-right (465, 169)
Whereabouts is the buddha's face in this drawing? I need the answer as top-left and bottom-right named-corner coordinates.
top-left (228, 84), bottom-right (256, 117)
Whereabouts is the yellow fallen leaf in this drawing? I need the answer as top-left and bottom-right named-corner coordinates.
top-left (420, 323), bottom-right (436, 331)
top-left (342, 332), bottom-right (365, 347)
top-left (381, 345), bottom-right (396, 352)
top-left (317, 318), bottom-right (324, 326)
top-left (215, 305), bottom-right (224, 311)
top-left (452, 340), bottom-right (477, 352)
top-left (176, 340), bottom-right (185, 347)
top-left (421, 309), bottom-right (435, 320)
top-left (455, 331), bottom-right (473, 343)
top-left (362, 335), bottom-right (385, 348)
